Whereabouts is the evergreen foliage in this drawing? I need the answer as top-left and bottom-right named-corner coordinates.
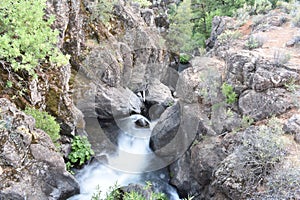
top-left (166, 0), bottom-right (195, 53)
top-left (0, 0), bottom-right (69, 75)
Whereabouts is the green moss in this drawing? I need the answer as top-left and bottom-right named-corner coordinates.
top-left (24, 107), bottom-right (60, 143)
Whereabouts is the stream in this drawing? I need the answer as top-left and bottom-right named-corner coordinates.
top-left (68, 114), bottom-right (180, 200)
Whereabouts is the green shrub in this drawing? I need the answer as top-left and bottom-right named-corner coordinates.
top-left (67, 135), bottom-right (94, 168)
top-left (292, 11), bottom-right (300, 27)
top-left (218, 30), bottom-right (242, 45)
top-left (253, 0), bottom-right (272, 14)
top-left (273, 50), bottom-right (291, 66)
top-left (0, 0), bottom-right (69, 75)
top-left (90, 0), bottom-right (116, 24)
top-left (24, 107), bottom-right (60, 143)
top-left (133, 0), bottom-right (152, 7)
top-left (221, 83), bottom-right (238, 104)
top-left (92, 182), bottom-right (168, 200)
top-left (179, 54), bottom-right (191, 64)
top-left (245, 35), bottom-right (264, 50)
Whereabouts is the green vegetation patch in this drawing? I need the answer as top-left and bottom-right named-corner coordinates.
top-left (0, 0), bottom-right (69, 75)
top-left (221, 83), bottom-right (238, 104)
top-left (24, 107), bottom-right (60, 143)
top-left (67, 135), bottom-right (94, 170)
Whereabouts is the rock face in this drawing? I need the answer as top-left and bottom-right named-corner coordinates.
top-left (57, 0), bottom-right (173, 120)
top-left (239, 88), bottom-right (294, 121)
top-left (168, 12), bottom-right (300, 200)
top-left (0, 98), bottom-right (79, 199)
top-left (284, 114), bottom-right (300, 143)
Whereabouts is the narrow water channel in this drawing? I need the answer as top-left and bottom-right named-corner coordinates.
top-left (68, 115), bottom-right (180, 200)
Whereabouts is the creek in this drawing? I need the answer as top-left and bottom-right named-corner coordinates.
top-left (68, 114), bottom-right (180, 200)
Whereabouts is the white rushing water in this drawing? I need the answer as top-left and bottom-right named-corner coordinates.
top-left (68, 115), bottom-right (180, 200)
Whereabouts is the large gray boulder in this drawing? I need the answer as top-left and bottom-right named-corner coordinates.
top-left (145, 79), bottom-right (174, 106)
top-left (175, 57), bottom-right (223, 104)
top-left (0, 98), bottom-right (79, 199)
top-left (150, 102), bottom-right (181, 151)
top-left (150, 102), bottom-right (200, 168)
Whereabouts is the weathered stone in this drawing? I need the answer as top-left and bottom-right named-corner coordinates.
top-left (0, 98), bottom-right (79, 199)
top-left (283, 114), bottom-right (300, 143)
top-left (176, 57), bottom-right (223, 104)
top-left (169, 152), bottom-right (195, 198)
top-left (141, 8), bottom-right (154, 26)
top-left (134, 118), bottom-right (150, 128)
top-left (145, 79), bottom-right (174, 105)
top-left (148, 104), bottom-right (166, 121)
top-left (206, 16), bottom-right (235, 51)
top-left (239, 88), bottom-right (294, 121)
top-left (150, 102), bottom-right (199, 166)
top-left (150, 102), bottom-right (181, 151)
top-left (95, 86), bottom-right (143, 119)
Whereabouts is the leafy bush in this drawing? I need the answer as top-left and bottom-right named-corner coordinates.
top-left (0, 0), bottom-right (69, 75)
top-left (292, 11), bottom-right (300, 27)
top-left (179, 54), bottom-right (191, 64)
top-left (90, 0), bottom-right (116, 24)
top-left (67, 135), bottom-right (94, 168)
top-left (276, 1), bottom-right (294, 13)
top-left (245, 35), bottom-right (264, 50)
top-left (253, 0), bottom-right (272, 14)
top-left (24, 107), bottom-right (60, 143)
top-left (221, 83), bottom-right (238, 104)
top-left (92, 182), bottom-right (168, 200)
top-left (133, 0), bottom-right (152, 7)
top-left (218, 30), bottom-right (242, 45)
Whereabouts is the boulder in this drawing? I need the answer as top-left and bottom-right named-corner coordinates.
top-left (148, 104), bottom-right (166, 121)
top-left (169, 152), bottom-right (197, 198)
top-left (150, 102), bottom-right (199, 166)
top-left (150, 102), bottom-right (181, 151)
top-left (95, 86), bottom-right (143, 119)
top-left (169, 137), bottom-right (226, 199)
top-left (145, 79), bottom-right (174, 106)
top-left (225, 51), bottom-right (299, 94)
top-left (239, 88), bottom-right (295, 121)
top-left (0, 98), bottom-right (79, 199)
top-left (206, 16), bottom-right (235, 51)
top-left (175, 57), bottom-right (223, 104)
top-left (134, 118), bottom-right (150, 128)
top-left (283, 114), bottom-right (300, 143)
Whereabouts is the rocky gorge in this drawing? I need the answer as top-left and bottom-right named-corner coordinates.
top-left (1, 0), bottom-right (300, 199)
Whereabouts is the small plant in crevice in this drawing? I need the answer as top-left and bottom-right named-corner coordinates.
top-left (273, 50), bottom-right (291, 66)
top-left (241, 115), bottom-right (254, 129)
top-left (24, 107), bottom-right (60, 145)
top-left (179, 54), bottom-right (191, 64)
top-left (221, 83), bottom-right (237, 104)
top-left (284, 79), bottom-right (299, 93)
top-left (245, 35), bottom-right (264, 50)
top-left (66, 135), bottom-right (94, 172)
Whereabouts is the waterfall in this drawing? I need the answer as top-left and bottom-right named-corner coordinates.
top-left (68, 115), bottom-right (180, 200)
